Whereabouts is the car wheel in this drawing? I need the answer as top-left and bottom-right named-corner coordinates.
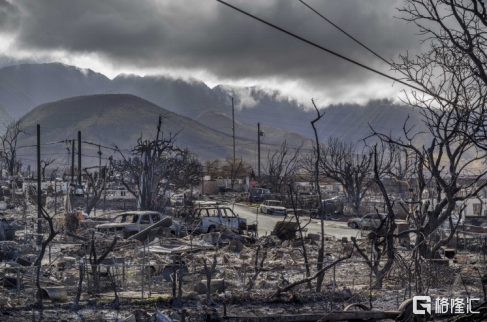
top-left (349, 222), bottom-right (358, 229)
top-left (267, 209), bottom-right (273, 215)
top-left (208, 226), bottom-right (216, 233)
top-left (310, 212), bottom-right (318, 219)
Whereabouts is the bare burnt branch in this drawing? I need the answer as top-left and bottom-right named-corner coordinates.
top-left (261, 141), bottom-right (302, 197)
top-left (111, 115), bottom-right (194, 210)
top-left (370, 0), bottom-right (487, 258)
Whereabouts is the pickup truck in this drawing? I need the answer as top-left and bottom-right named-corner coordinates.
top-left (96, 211), bottom-right (180, 238)
top-left (259, 200), bottom-right (286, 215)
top-left (185, 206), bottom-right (247, 234)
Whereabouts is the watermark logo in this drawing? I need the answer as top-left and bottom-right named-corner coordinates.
top-left (413, 296), bottom-right (431, 315)
top-left (413, 296), bottom-right (480, 315)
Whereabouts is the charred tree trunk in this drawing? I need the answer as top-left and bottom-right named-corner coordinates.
top-left (33, 207), bottom-right (58, 308)
top-left (310, 99), bottom-right (326, 292)
top-left (204, 254), bottom-right (218, 305)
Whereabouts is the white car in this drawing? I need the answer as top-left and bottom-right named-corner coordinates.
top-left (348, 213), bottom-right (387, 229)
top-left (260, 200), bottom-right (286, 215)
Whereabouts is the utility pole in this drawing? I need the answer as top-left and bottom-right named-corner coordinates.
top-left (98, 144), bottom-right (102, 171)
top-left (94, 144), bottom-right (101, 216)
top-left (105, 156), bottom-right (111, 212)
top-left (138, 142), bottom-right (146, 211)
top-left (257, 123), bottom-right (263, 182)
top-left (54, 181), bottom-right (57, 217)
top-left (71, 140), bottom-right (75, 184)
top-left (69, 139), bottom-right (75, 213)
top-left (231, 97), bottom-right (236, 190)
top-left (232, 97), bottom-right (236, 165)
top-left (77, 131), bottom-right (81, 186)
top-left (36, 124), bottom-right (42, 247)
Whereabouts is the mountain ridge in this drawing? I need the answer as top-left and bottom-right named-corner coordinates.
top-left (17, 94), bottom-right (312, 166)
top-left (0, 62), bottom-right (428, 147)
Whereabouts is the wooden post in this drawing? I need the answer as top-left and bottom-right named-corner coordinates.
top-left (141, 241), bottom-right (145, 299)
top-left (333, 263), bottom-right (336, 309)
top-left (232, 97), bottom-right (235, 167)
top-left (148, 240), bottom-right (151, 298)
top-left (17, 267), bottom-right (20, 293)
top-left (456, 230), bottom-right (459, 252)
top-left (54, 181), bottom-right (57, 217)
top-left (243, 262), bottom-right (246, 291)
top-left (36, 124), bottom-right (42, 247)
top-left (77, 131), bottom-right (81, 186)
top-left (484, 236), bottom-right (486, 267)
top-left (172, 256), bottom-right (177, 299)
top-left (178, 258), bottom-right (183, 307)
top-left (369, 244), bottom-right (373, 309)
top-left (223, 278), bottom-right (227, 317)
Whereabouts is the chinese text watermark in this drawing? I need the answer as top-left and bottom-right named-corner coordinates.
top-left (413, 296), bottom-right (480, 315)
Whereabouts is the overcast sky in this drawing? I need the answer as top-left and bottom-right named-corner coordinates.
top-left (0, 0), bottom-right (424, 108)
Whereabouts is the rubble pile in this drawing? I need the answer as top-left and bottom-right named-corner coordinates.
top-left (0, 203), bottom-right (486, 322)
top-left (64, 212), bottom-right (80, 233)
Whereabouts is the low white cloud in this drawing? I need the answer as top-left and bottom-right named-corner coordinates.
top-left (0, 0), bottom-right (425, 107)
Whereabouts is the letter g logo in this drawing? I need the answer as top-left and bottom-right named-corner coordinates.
top-left (413, 296), bottom-right (431, 315)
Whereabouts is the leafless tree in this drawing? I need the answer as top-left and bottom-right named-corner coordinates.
top-left (40, 158), bottom-right (55, 181)
top-left (171, 152), bottom-right (204, 191)
top-left (88, 232), bottom-right (118, 293)
top-left (370, 0), bottom-right (487, 258)
top-left (350, 145), bottom-right (397, 289)
top-left (318, 137), bottom-right (377, 215)
top-left (203, 254), bottom-right (218, 305)
top-left (83, 167), bottom-right (106, 215)
top-left (246, 245), bottom-right (267, 291)
top-left (309, 99), bottom-right (327, 292)
top-left (221, 158), bottom-right (252, 191)
top-left (112, 115), bottom-right (184, 210)
top-left (0, 120), bottom-right (24, 177)
top-left (385, 146), bottom-right (416, 201)
top-left (49, 167), bottom-right (59, 182)
top-left (33, 207), bottom-right (58, 308)
top-left (261, 141), bottom-right (302, 198)
top-left (204, 159), bottom-right (221, 177)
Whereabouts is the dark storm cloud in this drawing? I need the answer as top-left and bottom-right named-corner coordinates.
top-left (11, 0), bottom-right (420, 91)
top-left (0, 0), bottom-right (21, 34)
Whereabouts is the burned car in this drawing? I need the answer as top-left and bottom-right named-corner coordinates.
top-left (96, 211), bottom-right (180, 238)
top-left (347, 213), bottom-right (387, 229)
top-left (248, 188), bottom-right (271, 203)
top-left (184, 206), bottom-right (247, 234)
top-left (259, 200), bottom-right (286, 215)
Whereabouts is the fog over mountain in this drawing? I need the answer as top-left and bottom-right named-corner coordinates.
top-left (0, 62), bottom-right (427, 152)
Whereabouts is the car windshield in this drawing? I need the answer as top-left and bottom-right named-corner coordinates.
top-left (268, 201), bottom-right (281, 206)
top-left (111, 214), bottom-right (139, 223)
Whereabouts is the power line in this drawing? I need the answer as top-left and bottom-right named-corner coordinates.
top-left (215, 0), bottom-right (452, 105)
top-left (80, 153), bottom-right (112, 161)
top-left (17, 140), bottom-right (74, 149)
top-left (299, 0), bottom-right (393, 68)
top-left (81, 140), bottom-right (117, 152)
